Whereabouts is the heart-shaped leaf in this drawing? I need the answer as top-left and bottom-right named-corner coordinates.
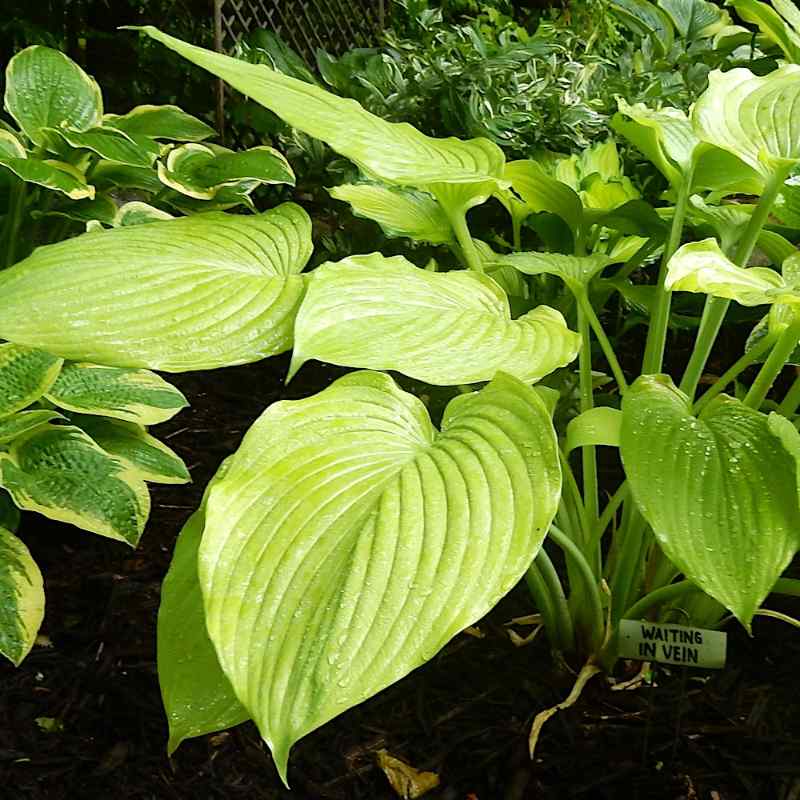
top-left (692, 65), bottom-right (800, 180)
top-left (0, 424), bottom-right (150, 545)
top-left (621, 375), bottom-right (800, 626)
top-left (103, 104), bottom-right (215, 142)
top-left (0, 203), bottom-right (312, 371)
top-left (0, 345), bottom-right (63, 419)
top-left (329, 184), bottom-right (452, 244)
top-left (290, 254), bottom-right (580, 385)
top-left (71, 415), bottom-right (189, 485)
top-left (158, 462), bottom-right (248, 754)
top-left (0, 527), bottom-right (44, 666)
top-left (200, 370), bottom-right (561, 781)
top-left (132, 27), bottom-right (505, 191)
top-left (46, 363), bottom-right (187, 425)
top-left (4, 46), bottom-right (102, 145)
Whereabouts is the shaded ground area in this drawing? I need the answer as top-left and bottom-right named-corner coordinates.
top-left (1, 356), bottom-right (799, 800)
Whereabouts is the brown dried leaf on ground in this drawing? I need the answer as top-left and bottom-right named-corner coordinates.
top-left (376, 748), bottom-right (440, 799)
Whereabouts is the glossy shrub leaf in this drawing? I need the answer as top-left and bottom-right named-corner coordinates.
top-left (0, 204), bottom-right (311, 371)
top-left (200, 370), bottom-right (562, 780)
top-left (494, 252), bottom-right (617, 292)
top-left (0, 345), bottom-right (62, 419)
top-left (46, 363), bottom-right (187, 425)
top-left (133, 27), bottom-right (505, 189)
top-left (565, 407), bottom-right (622, 452)
top-left (0, 156), bottom-right (94, 199)
top-left (693, 66), bottom-right (800, 180)
top-left (0, 527), bottom-right (44, 666)
top-left (157, 143), bottom-right (294, 199)
top-left (158, 462), bottom-right (248, 754)
top-left (621, 375), bottom-right (800, 626)
top-left (0, 411), bottom-right (65, 444)
top-left (329, 184), bottom-right (452, 244)
top-left (0, 424), bottom-right (150, 545)
top-left (104, 104), bottom-right (215, 142)
top-left (71, 415), bottom-right (189, 485)
top-left (4, 46), bottom-right (102, 144)
top-left (608, 0), bottom-right (675, 55)
top-left (45, 126), bottom-right (160, 168)
top-left (666, 238), bottom-right (791, 306)
top-left (290, 254), bottom-right (580, 385)
top-left (658, 0), bottom-right (727, 38)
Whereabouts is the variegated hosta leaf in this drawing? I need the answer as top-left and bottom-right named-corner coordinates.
top-left (328, 184), bottom-right (453, 244)
top-left (0, 130), bottom-right (25, 159)
top-left (666, 238), bottom-right (793, 306)
top-left (133, 27), bottom-right (505, 190)
top-left (32, 196), bottom-right (117, 226)
top-left (0, 345), bottom-right (62, 419)
top-left (0, 410), bottom-right (66, 444)
top-left (0, 424), bottom-right (150, 545)
top-left (621, 375), bottom-right (800, 627)
top-left (92, 162), bottom-right (163, 193)
top-left (4, 46), bottom-right (102, 145)
top-left (72, 414), bottom-right (189, 485)
top-left (692, 66), bottom-right (800, 180)
top-left (46, 363), bottom-right (187, 425)
top-left (157, 143), bottom-right (294, 199)
top-left (158, 460), bottom-right (247, 753)
top-left (200, 370), bottom-right (561, 780)
top-left (103, 104), bottom-right (215, 142)
top-left (44, 126), bottom-right (160, 168)
top-left (492, 252), bottom-right (618, 292)
top-left (113, 201), bottom-right (174, 227)
top-left (0, 492), bottom-right (20, 533)
top-left (0, 156), bottom-right (94, 199)
top-left (0, 204), bottom-right (312, 371)
top-left (0, 527), bottom-right (44, 666)
top-left (290, 254), bottom-right (580, 385)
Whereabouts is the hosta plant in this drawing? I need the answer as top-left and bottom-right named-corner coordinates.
top-left (2, 23), bottom-right (800, 787)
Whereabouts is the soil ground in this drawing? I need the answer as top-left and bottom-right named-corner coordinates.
top-left (2, 355), bottom-right (799, 800)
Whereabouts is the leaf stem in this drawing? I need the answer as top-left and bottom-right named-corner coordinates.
top-left (680, 168), bottom-right (787, 400)
top-left (590, 481), bottom-right (628, 551)
top-left (447, 209), bottom-right (484, 272)
top-left (576, 289), bottom-right (627, 392)
top-left (778, 371), bottom-right (800, 416)
top-left (642, 168), bottom-right (693, 375)
top-left (743, 319), bottom-right (800, 408)
top-left (577, 306), bottom-right (599, 527)
top-left (525, 548), bottom-right (575, 652)
top-left (621, 580), bottom-right (692, 621)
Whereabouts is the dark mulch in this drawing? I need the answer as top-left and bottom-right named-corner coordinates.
top-left (1, 355), bottom-right (799, 800)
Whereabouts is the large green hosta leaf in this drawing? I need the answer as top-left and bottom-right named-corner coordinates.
top-left (46, 363), bottom-right (187, 425)
top-left (289, 254), bottom-right (580, 385)
top-left (0, 345), bottom-right (62, 418)
top-left (727, 0), bottom-right (800, 62)
top-left (692, 66), bottom-right (800, 180)
top-left (493, 252), bottom-right (618, 292)
top-left (0, 424), bottom-right (150, 545)
top-left (0, 527), bottom-right (44, 666)
top-left (621, 375), bottom-right (800, 626)
top-left (199, 370), bottom-right (561, 782)
top-left (0, 204), bottom-right (312, 371)
top-left (133, 27), bottom-right (505, 190)
top-left (0, 154), bottom-right (94, 199)
top-left (158, 461), bottom-right (248, 754)
top-left (4, 46), bottom-right (102, 145)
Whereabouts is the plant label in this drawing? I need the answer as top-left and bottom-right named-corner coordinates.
top-left (617, 620), bottom-right (727, 669)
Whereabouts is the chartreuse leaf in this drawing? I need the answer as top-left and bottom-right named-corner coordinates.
top-left (493, 252), bottom-right (618, 293)
top-left (0, 527), bottom-right (44, 666)
top-left (621, 375), bottom-right (800, 627)
top-left (0, 411), bottom-right (65, 444)
top-left (4, 46), bottom-right (102, 145)
top-left (199, 370), bottom-right (561, 781)
top-left (0, 204), bottom-right (312, 371)
top-left (693, 66), bottom-right (800, 181)
top-left (0, 345), bottom-right (62, 419)
top-left (157, 144), bottom-right (294, 199)
top-left (44, 126), bottom-right (160, 168)
top-left (0, 156), bottom-right (94, 199)
top-left (290, 254), bottom-right (580, 385)
top-left (328, 184), bottom-right (452, 244)
top-left (45, 363), bottom-right (187, 425)
top-left (70, 415), bottom-right (189, 485)
top-left (666, 238), bottom-right (795, 306)
top-left (0, 424), bottom-right (150, 544)
top-left (565, 407), bottom-right (622, 452)
top-left (503, 160), bottom-right (583, 233)
top-left (158, 459), bottom-right (248, 754)
top-left (103, 105), bottom-right (215, 142)
top-left (727, 0), bottom-right (800, 62)
top-left (132, 27), bottom-right (505, 190)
